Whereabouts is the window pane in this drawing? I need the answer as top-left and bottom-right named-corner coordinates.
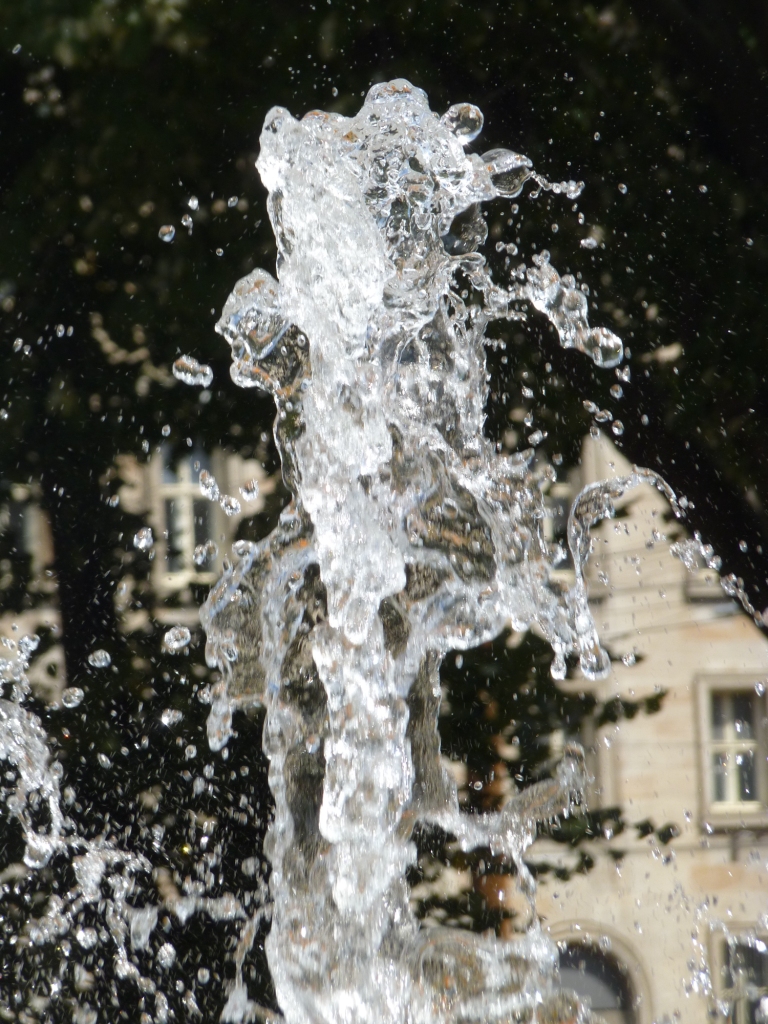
top-left (711, 693), bottom-right (727, 740)
top-left (165, 499), bottom-right (184, 572)
top-left (733, 693), bottom-right (756, 740)
top-left (161, 444), bottom-right (180, 484)
top-left (737, 750), bottom-right (757, 802)
top-left (712, 752), bottom-right (727, 802)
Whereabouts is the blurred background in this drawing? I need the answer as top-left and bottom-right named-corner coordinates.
top-left (0, 2), bottom-right (767, 1022)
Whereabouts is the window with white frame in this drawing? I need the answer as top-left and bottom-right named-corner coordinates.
top-left (698, 677), bottom-right (767, 823)
top-left (717, 935), bottom-right (768, 1024)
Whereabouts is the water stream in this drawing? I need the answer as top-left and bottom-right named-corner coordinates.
top-left (0, 79), bottom-right (740, 1023)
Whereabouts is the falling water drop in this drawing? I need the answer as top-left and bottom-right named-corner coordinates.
top-left (158, 224), bottom-right (176, 242)
top-left (87, 649), bottom-right (111, 668)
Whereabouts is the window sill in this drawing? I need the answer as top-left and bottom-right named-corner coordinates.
top-left (701, 806), bottom-right (768, 832)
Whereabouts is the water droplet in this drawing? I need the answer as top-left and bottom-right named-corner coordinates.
top-left (621, 651), bottom-right (636, 667)
top-left (157, 942), bottom-right (176, 969)
top-left (107, 494), bottom-right (120, 507)
top-left (442, 102), bottom-right (484, 144)
top-left (161, 424), bottom-right (171, 437)
top-left (755, 681), bottom-right (766, 697)
top-left (12, 44), bottom-right (21, 54)
top-left (164, 625), bottom-right (192, 652)
top-left (55, 324), bottom-right (65, 337)
top-left (193, 540), bottom-right (218, 566)
top-left (88, 649), bottom-right (111, 668)
top-left (97, 752), bottom-right (112, 769)
top-left (551, 222), bottom-right (559, 233)
top-left (188, 196), bottom-right (199, 210)
top-left (199, 469), bottom-right (219, 501)
top-left (618, 183), bottom-right (628, 194)
top-left (239, 478), bottom-right (260, 502)
top-left (610, 384), bottom-right (623, 400)
top-left (197, 967), bottom-right (210, 985)
top-left (158, 224), bottom-right (176, 243)
top-left (331, 86), bottom-right (339, 97)
top-left (593, 131), bottom-right (601, 141)
top-left (220, 494), bottom-right (241, 516)
top-left (580, 236), bottom-right (598, 249)
top-left (185, 744), bottom-right (197, 760)
top-left (173, 355), bottom-right (213, 388)
top-left (455, 654), bottom-right (464, 669)
top-left (62, 687), bottom-right (84, 708)
top-left (13, 337), bottom-right (23, 352)
top-left (612, 420), bottom-right (624, 436)
top-left (133, 526), bottom-right (154, 551)
top-left (161, 708), bottom-right (183, 727)
top-left (699, 184), bottom-right (708, 193)
top-left (739, 539), bottom-right (748, 553)
top-left (216, 247), bottom-right (224, 256)
top-left (227, 196), bottom-right (238, 208)
top-left (76, 927), bottom-right (98, 950)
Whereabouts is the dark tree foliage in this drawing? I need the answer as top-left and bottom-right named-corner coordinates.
top-left (0, 0), bottom-right (766, 1010)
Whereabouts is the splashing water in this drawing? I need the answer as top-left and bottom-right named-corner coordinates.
top-left (3, 79), bottom-right (740, 1023)
top-left (201, 79), bottom-right (690, 1024)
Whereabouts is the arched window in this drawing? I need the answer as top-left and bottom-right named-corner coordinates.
top-left (558, 942), bottom-right (636, 1024)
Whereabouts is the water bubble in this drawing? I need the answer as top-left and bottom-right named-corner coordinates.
top-left (158, 224), bottom-right (176, 243)
top-left (157, 943), bottom-right (176, 969)
top-left (239, 478), bottom-right (260, 502)
top-left (199, 469), bottom-right (219, 501)
top-left (173, 355), bottom-right (214, 388)
top-left (133, 526), bottom-right (154, 551)
top-left (62, 687), bottom-right (85, 708)
top-left (232, 540), bottom-right (257, 559)
top-left (164, 626), bottom-right (191, 652)
top-left (618, 183), bottom-right (628, 194)
top-left (227, 196), bottom-right (238, 208)
top-left (193, 540), bottom-right (218, 566)
top-left (87, 649), bottom-right (111, 668)
top-left (219, 494), bottom-right (241, 516)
